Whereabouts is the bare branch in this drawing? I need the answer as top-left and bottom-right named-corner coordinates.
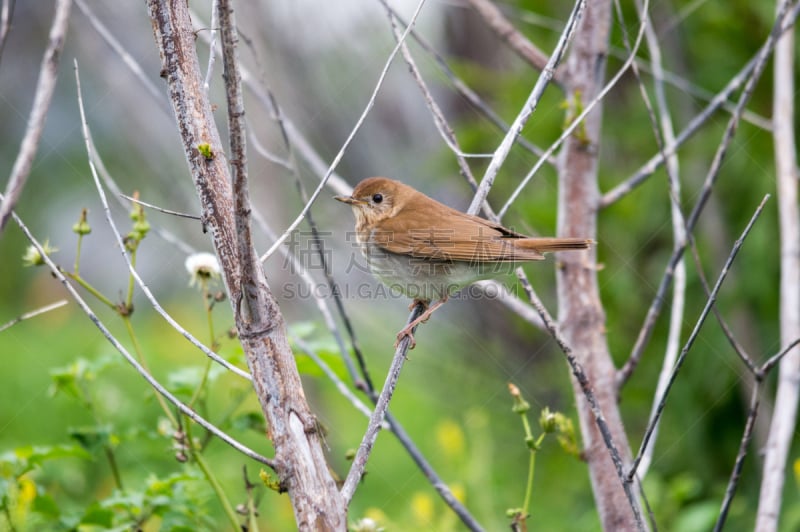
top-left (120, 193), bottom-right (201, 220)
top-left (379, 0), bottom-right (496, 221)
top-left (473, 280), bottom-right (545, 330)
top-left (0, 300), bottom-right (68, 334)
top-left (340, 304), bottom-right (424, 504)
top-left (468, 0), bottom-right (585, 216)
top-left (615, 4), bottom-right (796, 386)
top-left (75, 0), bottom-right (167, 111)
top-left (292, 336), bottom-right (385, 428)
top-left (497, 0), bottom-right (649, 219)
top-left (383, 3), bottom-right (554, 163)
top-left (6, 202), bottom-right (274, 467)
top-left (0, 0), bottom-right (15, 64)
top-left (620, 0), bottom-right (687, 479)
top-left (757, 0), bottom-right (800, 526)
top-left (203, 0), bottom-right (219, 92)
top-left (519, 276), bottom-right (645, 530)
top-left (715, 336), bottom-right (800, 530)
top-left (687, 237), bottom-right (759, 373)
top-left (259, 0), bottom-right (428, 262)
top-left (607, 46), bottom-right (772, 131)
top-left (600, 3), bottom-right (800, 208)
top-left (146, 1), bottom-right (346, 524)
top-left (714, 385), bottom-right (760, 531)
top-left (466, 0), bottom-right (561, 84)
top-left (760, 338), bottom-right (800, 377)
top-left (0, 0), bottom-right (72, 231)
top-left (629, 195), bottom-right (771, 479)
top-left (74, 61), bottom-right (252, 381)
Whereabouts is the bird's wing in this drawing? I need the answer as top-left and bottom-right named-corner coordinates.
top-left (371, 197), bottom-right (545, 263)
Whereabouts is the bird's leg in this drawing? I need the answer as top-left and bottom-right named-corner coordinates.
top-left (408, 299), bottom-right (428, 312)
top-left (395, 297), bottom-right (447, 349)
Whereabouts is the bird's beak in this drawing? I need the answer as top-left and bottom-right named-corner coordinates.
top-left (334, 195), bottom-right (366, 206)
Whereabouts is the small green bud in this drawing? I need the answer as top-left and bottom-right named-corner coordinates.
top-left (345, 449), bottom-right (356, 461)
top-left (512, 400), bottom-right (530, 414)
top-left (72, 208), bottom-right (91, 235)
top-left (540, 407), bottom-right (558, 433)
top-left (124, 233), bottom-right (139, 252)
top-left (508, 382), bottom-right (530, 414)
top-left (22, 240), bottom-right (57, 267)
top-left (259, 469), bottom-right (282, 492)
top-left (132, 218), bottom-right (150, 238)
top-left (198, 143), bottom-right (213, 160)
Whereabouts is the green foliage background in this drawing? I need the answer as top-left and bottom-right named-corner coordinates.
top-left (1, 1), bottom-right (799, 530)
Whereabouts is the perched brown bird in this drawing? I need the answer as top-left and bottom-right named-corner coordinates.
top-left (335, 177), bottom-right (592, 347)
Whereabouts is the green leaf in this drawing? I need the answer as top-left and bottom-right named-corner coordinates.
top-left (0, 445), bottom-right (91, 476)
top-left (80, 502), bottom-right (114, 527)
top-left (32, 492), bottom-right (61, 519)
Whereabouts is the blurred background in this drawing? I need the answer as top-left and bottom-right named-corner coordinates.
top-left (0, 0), bottom-right (796, 530)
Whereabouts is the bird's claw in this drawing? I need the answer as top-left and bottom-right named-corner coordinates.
top-left (394, 327), bottom-right (417, 350)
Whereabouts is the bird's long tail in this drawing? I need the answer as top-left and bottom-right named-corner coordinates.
top-left (514, 237), bottom-right (594, 253)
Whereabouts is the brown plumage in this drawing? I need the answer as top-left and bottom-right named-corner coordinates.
top-left (335, 177), bottom-right (594, 348)
top-left (338, 177), bottom-right (592, 263)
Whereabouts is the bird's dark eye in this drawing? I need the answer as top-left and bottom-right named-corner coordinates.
top-left (372, 193), bottom-right (383, 204)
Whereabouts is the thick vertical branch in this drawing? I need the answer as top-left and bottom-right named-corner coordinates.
top-left (756, 1), bottom-right (800, 528)
top-left (556, 0), bottom-right (644, 528)
top-left (145, 1), bottom-right (345, 529)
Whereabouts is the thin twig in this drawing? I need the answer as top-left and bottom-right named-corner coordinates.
top-left (381, 0), bottom-right (478, 177)
top-left (519, 276), bottom-right (645, 530)
top-left (615, 4), bottom-right (796, 387)
top-left (714, 336), bottom-right (800, 529)
top-left (714, 385), bottom-right (760, 531)
top-left (688, 237), bottom-right (758, 374)
top-left (473, 280), bottom-right (545, 330)
top-left (757, 0), bottom-right (800, 526)
top-left (82, 127), bottom-right (196, 255)
top-left (380, 2), bottom-right (553, 163)
top-left (0, 300), bottom-right (68, 334)
top-left (74, 62), bottom-right (251, 382)
top-left (203, 0), bottom-right (219, 92)
top-left (259, 0), bottom-right (428, 261)
top-left (600, 3), bottom-right (800, 209)
top-left (74, 0), bottom-right (168, 112)
top-left (468, 0), bottom-right (586, 216)
top-left (466, 0), bottom-right (561, 85)
top-left (618, 0), bottom-right (687, 480)
top-left (249, 84), bottom-right (364, 387)
top-left (8, 206), bottom-right (274, 467)
top-left (340, 304), bottom-right (424, 503)
top-left (0, 0), bottom-right (15, 65)
top-left (0, 0), bottom-right (72, 231)
top-left (292, 336), bottom-right (386, 428)
top-left (760, 338), bottom-right (800, 377)
top-left (628, 195), bottom-right (770, 480)
top-left (606, 46), bottom-right (772, 131)
top-left (496, 0), bottom-right (650, 218)
top-left (191, 7), bottom-right (352, 196)
top-left (120, 193), bottom-right (201, 220)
